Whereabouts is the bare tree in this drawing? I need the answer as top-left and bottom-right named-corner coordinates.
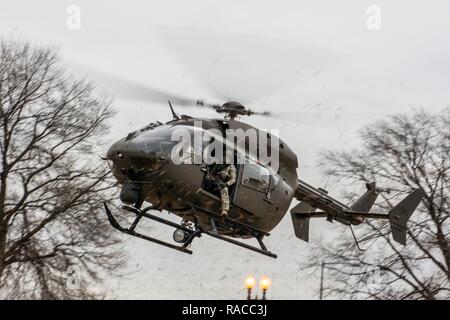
top-left (300, 108), bottom-right (449, 300)
top-left (0, 39), bottom-right (124, 299)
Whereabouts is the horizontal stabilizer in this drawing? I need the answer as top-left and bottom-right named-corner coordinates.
top-left (291, 202), bottom-right (316, 242)
top-left (389, 188), bottom-right (425, 245)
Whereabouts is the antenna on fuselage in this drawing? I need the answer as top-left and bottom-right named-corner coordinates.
top-left (168, 101), bottom-right (180, 120)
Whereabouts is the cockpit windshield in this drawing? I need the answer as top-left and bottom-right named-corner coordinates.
top-left (125, 121), bottom-right (163, 141)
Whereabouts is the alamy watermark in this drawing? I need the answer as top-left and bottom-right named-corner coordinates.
top-left (66, 5), bottom-right (81, 30)
top-left (366, 5), bottom-right (381, 30)
top-left (167, 121), bottom-right (280, 174)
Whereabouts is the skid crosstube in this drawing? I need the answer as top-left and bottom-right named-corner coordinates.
top-left (104, 203), bottom-right (194, 255)
top-left (103, 203), bottom-right (277, 259)
top-left (187, 202), bottom-right (271, 237)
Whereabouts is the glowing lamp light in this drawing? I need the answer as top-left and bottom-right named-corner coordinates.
top-left (259, 276), bottom-right (271, 291)
top-left (244, 276), bottom-right (256, 290)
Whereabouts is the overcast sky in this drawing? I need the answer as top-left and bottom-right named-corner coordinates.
top-left (1, 0), bottom-right (449, 299)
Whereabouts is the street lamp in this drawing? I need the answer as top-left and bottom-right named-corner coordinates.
top-left (259, 276), bottom-right (271, 300)
top-left (245, 276), bottom-right (256, 300)
top-left (244, 275), bottom-right (271, 300)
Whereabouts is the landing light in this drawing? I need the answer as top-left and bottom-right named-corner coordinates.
top-left (173, 228), bottom-right (188, 243)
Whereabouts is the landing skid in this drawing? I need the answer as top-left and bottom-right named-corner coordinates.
top-left (104, 203), bottom-right (196, 254)
top-left (103, 203), bottom-right (277, 259)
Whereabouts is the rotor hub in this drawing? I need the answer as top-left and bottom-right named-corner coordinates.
top-left (214, 101), bottom-right (251, 120)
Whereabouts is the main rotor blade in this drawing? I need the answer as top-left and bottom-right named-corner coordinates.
top-left (67, 62), bottom-right (295, 120)
top-left (251, 110), bottom-right (374, 130)
top-left (156, 26), bottom-right (348, 102)
top-left (67, 61), bottom-right (218, 109)
top-left (67, 61), bottom-right (361, 130)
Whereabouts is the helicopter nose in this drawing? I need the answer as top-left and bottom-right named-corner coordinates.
top-left (106, 139), bottom-right (146, 204)
top-left (106, 138), bottom-right (128, 160)
top-left (106, 136), bottom-right (170, 179)
top-left (107, 138), bottom-right (147, 163)
top-left (105, 139), bottom-right (130, 179)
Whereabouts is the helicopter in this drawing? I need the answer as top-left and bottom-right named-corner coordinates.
top-left (103, 96), bottom-right (425, 259)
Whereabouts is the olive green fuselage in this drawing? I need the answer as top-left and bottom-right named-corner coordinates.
top-left (107, 118), bottom-right (298, 238)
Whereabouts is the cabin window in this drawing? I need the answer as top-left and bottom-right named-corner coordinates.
top-left (241, 162), bottom-right (270, 193)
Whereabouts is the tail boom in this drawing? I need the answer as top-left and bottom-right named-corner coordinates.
top-left (292, 179), bottom-right (425, 245)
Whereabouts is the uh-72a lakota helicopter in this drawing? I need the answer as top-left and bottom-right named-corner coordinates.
top-left (103, 90), bottom-right (424, 259)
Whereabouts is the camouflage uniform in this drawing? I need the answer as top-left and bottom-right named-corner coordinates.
top-left (206, 163), bottom-right (237, 217)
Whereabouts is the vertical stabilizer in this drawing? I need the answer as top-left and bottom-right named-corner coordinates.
top-left (291, 202), bottom-right (316, 242)
top-left (389, 188), bottom-right (425, 245)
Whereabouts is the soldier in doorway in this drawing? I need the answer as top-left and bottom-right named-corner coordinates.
top-left (204, 162), bottom-right (237, 217)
